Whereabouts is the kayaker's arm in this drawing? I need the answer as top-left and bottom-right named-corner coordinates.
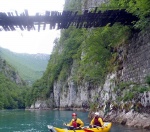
top-left (90, 118), bottom-right (94, 127)
top-left (64, 119), bottom-right (74, 126)
top-left (98, 118), bottom-right (104, 127)
top-left (63, 121), bottom-right (72, 126)
top-left (76, 118), bottom-right (84, 127)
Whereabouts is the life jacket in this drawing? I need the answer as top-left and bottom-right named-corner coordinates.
top-left (94, 117), bottom-right (102, 127)
top-left (72, 119), bottom-right (78, 128)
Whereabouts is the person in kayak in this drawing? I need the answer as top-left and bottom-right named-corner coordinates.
top-left (64, 113), bottom-right (84, 130)
top-left (89, 112), bottom-right (104, 128)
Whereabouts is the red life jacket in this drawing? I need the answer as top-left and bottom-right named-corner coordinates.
top-left (72, 119), bottom-right (77, 128)
top-left (94, 117), bottom-right (102, 127)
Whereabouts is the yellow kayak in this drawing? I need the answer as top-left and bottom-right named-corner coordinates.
top-left (47, 122), bottom-right (112, 132)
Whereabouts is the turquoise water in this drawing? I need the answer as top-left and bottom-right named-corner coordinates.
top-left (0, 110), bottom-right (149, 132)
top-left (0, 110), bottom-right (89, 132)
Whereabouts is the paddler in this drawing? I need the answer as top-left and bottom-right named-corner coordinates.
top-left (64, 113), bottom-right (84, 130)
top-left (89, 112), bottom-right (104, 128)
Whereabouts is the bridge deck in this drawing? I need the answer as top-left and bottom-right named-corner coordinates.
top-left (0, 8), bottom-right (139, 31)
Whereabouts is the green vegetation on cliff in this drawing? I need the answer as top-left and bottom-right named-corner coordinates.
top-left (0, 57), bottom-right (29, 109)
top-left (0, 73), bottom-right (28, 109)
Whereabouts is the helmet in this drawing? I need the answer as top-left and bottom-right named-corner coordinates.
top-left (94, 112), bottom-right (99, 116)
top-left (72, 113), bottom-right (77, 116)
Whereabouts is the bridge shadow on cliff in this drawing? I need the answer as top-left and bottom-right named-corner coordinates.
top-left (0, 7), bottom-right (139, 32)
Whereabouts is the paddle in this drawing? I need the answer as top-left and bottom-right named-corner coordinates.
top-left (83, 128), bottom-right (94, 132)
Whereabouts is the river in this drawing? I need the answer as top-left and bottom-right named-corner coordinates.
top-left (0, 110), bottom-right (149, 132)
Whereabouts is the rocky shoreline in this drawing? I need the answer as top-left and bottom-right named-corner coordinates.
top-left (103, 110), bottom-right (150, 130)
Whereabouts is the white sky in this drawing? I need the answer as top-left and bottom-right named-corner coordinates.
top-left (0, 0), bottom-right (65, 54)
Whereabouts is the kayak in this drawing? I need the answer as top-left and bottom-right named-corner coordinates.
top-left (47, 122), bottom-right (112, 132)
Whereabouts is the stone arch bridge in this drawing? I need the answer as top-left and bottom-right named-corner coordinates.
top-left (0, 7), bottom-right (138, 32)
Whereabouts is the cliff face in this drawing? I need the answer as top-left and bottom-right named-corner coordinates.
top-left (52, 0), bottom-right (104, 107)
top-left (52, 27), bottom-right (150, 108)
top-left (117, 28), bottom-right (150, 108)
top-left (51, 0), bottom-right (150, 109)
top-left (54, 77), bottom-right (99, 108)
top-left (119, 29), bottom-right (150, 84)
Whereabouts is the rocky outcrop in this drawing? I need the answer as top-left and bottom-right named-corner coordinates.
top-left (81, 0), bottom-right (108, 10)
top-left (104, 110), bottom-right (150, 130)
top-left (30, 100), bottom-right (49, 109)
top-left (30, 102), bottom-right (47, 109)
top-left (30, 92), bottom-right (54, 109)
